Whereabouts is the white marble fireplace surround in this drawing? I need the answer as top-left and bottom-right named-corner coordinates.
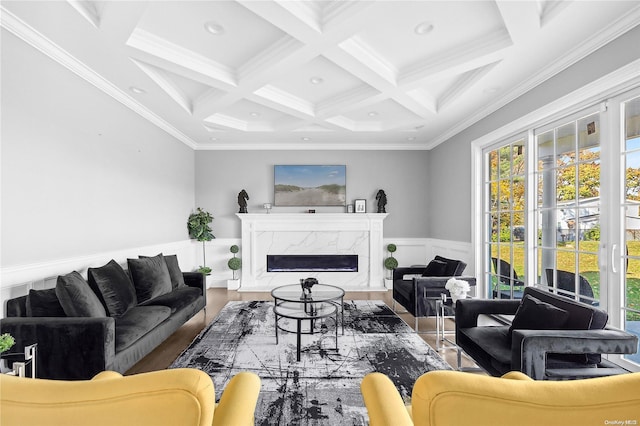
top-left (236, 213), bottom-right (387, 291)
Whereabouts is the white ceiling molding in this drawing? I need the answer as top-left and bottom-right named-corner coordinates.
top-left (126, 28), bottom-right (237, 88)
top-left (66, 0), bottom-right (102, 28)
top-left (471, 57), bottom-right (640, 150)
top-left (427, 3), bottom-right (640, 149)
top-left (3, 2), bottom-right (639, 151)
top-left (132, 59), bottom-right (194, 114)
top-left (0, 5), bottom-right (198, 149)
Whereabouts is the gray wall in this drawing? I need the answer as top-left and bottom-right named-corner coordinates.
top-left (427, 24), bottom-right (640, 242)
top-left (1, 32), bottom-right (195, 267)
top-left (195, 150), bottom-right (430, 238)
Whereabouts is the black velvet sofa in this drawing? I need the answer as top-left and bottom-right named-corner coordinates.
top-left (0, 254), bottom-right (206, 380)
top-left (455, 286), bottom-right (638, 380)
top-left (392, 255), bottom-right (476, 330)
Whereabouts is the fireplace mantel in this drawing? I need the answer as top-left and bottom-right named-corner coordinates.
top-left (236, 213), bottom-right (387, 291)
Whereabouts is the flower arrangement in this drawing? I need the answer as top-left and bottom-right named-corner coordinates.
top-left (0, 333), bottom-right (15, 354)
top-left (445, 278), bottom-right (470, 298)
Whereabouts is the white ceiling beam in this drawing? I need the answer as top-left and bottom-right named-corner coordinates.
top-left (132, 59), bottom-right (193, 115)
top-left (495, 1), bottom-right (540, 43)
top-left (398, 28), bottom-right (512, 89)
top-left (126, 29), bottom-right (237, 88)
top-left (437, 62), bottom-right (500, 112)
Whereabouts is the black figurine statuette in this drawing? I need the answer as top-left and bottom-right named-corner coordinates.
top-left (238, 189), bottom-right (250, 213)
top-left (300, 277), bottom-right (318, 299)
top-left (376, 189), bottom-right (387, 213)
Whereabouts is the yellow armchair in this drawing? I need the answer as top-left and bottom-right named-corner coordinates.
top-left (362, 370), bottom-right (640, 426)
top-left (0, 368), bottom-right (261, 426)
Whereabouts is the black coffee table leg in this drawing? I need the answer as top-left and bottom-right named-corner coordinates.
top-left (296, 319), bottom-right (301, 362)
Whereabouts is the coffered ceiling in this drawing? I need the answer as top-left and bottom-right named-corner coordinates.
top-left (2, 1), bottom-right (639, 150)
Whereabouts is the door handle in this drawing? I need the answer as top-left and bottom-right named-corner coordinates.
top-left (611, 244), bottom-right (618, 274)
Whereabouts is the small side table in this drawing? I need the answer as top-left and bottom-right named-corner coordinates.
top-left (435, 296), bottom-right (457, 351)
top-left (1, 343), bottom-right (37, 378)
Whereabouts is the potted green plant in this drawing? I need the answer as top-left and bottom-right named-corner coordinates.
top-left (227, 245), bottom-right (242, 290)
top-left (187, 208), bottom-right (215, 275)
top-left (383, 243), bottom-right (398, 288)
top-left (0, 333), bottom-right (15, 354)
top-left (0, 333), bottom-right (15, 373)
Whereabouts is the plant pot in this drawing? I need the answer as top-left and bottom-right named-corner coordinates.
top-left (384, 278), bottom-right (393, 289)
top-left (227, 279), bottom-right (240, 290)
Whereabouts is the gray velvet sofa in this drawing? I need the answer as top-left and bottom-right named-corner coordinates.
top-left (0, 254), bottom-right (205, 380)
top-left (455, 286), bottom-right (638, 380)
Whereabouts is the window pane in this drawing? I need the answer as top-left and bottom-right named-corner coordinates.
top-left (556, 123), bottom-right (576, 166)
top-left (489, 150), bottom-right (499, 180)
top-left (626, 151), bottom-right (640, 201)
top-left (489, 182), bottom-right (498, 212)
top-left (557, 166), bottom-right (576, 202)
top-left (499, 146), bottom-right (511, 178)
top-left (578, 252), bottom-right (599, 301)
top-left (513, 141), bottom-right (525, 177)
top-left (625, 96), bottom-right (640, 140)
top-left (558, 208), bottom-right (576, 243)
top-left (626, 258), bottom-right (640, 312)
top-left (578, 159), bottom-right (600, 200)
top-left (577, 113), bottom-right (600, 159)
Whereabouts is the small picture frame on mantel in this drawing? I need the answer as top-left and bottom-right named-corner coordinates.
top-left (347, 204), bottom-right (354, 213)
top-left (354, 199), bottom-right (366, 213)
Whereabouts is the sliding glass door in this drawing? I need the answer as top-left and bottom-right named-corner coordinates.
top-left (478, 80), bottom-right (640, 371)
top-left (484, 139), bottom-right (526, 299)
top-left (535, 110), bottom-right (601, 306)
top-left (619, 93), bottom-right (640, 365)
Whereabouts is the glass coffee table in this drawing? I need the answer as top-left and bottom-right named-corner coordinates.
top-left (271, 283), bottom-right (345, 334)
top-left (273, 301), bottom-right (338, 361)
top-left (271, 283), bottom-right (345, 361)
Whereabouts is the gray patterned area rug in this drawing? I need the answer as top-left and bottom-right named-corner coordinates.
top-left (170, 300), bottom-right (451, 426)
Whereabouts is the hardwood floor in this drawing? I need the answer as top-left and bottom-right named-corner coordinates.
top-left (125, 288), bottom-right (480, 375)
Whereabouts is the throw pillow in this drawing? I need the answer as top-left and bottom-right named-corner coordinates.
top-left (141, 253), bottom-right (185, 289)
top-left (26, 288), bottom-right (65, 317)
top-left (55, 271), bottom-right (107, 317)
top-left (88, 259), bottom-right (138, 317)
top-left (508, 294), bottom-right (570, 340)
top-left (434, 255), bottom-right (465, 276)
top-left (422, 259), bottom-right (448, 277)
top-left (128, 254), bottom-right (173, 303)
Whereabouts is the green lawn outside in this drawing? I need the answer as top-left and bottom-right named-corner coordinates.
top-left (492, 241), bottom-right (640, 321)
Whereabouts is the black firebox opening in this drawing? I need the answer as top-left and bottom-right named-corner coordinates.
top-left (267, 254), bottom-right (358, 272)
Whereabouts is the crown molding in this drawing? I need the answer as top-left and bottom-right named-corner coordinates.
top-left (0, 6), bottom-right (198, 150)
top-left (427, 5), bottom-right (640, 149)
top-left (470, 57), bottom-right (640, 150)
top-left (196, 141), bottom-right (429, 151)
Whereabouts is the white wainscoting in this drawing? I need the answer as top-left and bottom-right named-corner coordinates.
top-left (383, 238), bottom-right (473, 269)
top-left (200, 238), bottom-right (242, 288)
top-left (0, 237), bottom-right (474, 317)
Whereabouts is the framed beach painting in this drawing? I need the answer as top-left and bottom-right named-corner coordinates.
top-left (274, 165), bottom-right (346, 206)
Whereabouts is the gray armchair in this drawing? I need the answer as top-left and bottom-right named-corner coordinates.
top-left (392, 255), bottom-right (475, 331)
top-left (455, 286), bottom-right (638, 380)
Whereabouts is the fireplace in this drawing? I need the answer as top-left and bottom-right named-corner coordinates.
top-left (267, 255), bottom-right (358, 272)
top-left (236, 213), bottom-right (387, 290)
